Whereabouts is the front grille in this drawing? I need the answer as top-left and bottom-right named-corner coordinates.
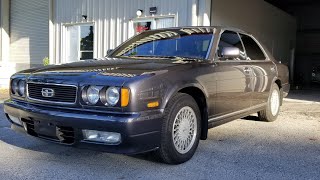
top-left (27, 83), bottom-right (77, 104)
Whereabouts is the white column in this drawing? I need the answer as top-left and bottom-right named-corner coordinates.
top-left (191, 0), bottom-right (199, 26)
top-left (0, 0), bottom-right (16, 87)
top-left (49, 0), bottom-right (55, 64)
top-left (198, 0), bottom-right (212, 26)
top-left (0, 0), bottom-right (9, 63)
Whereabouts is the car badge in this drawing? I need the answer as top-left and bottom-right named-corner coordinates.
top-left (41, 88), bottom-right (55, 98)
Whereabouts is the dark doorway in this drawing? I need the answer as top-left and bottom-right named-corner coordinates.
top-left (265, 0), bottom-right (320, 89)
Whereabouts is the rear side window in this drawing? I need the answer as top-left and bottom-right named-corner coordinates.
top-left (240, 34), bottom-right (266, 60)
top-left (217, 31), bottom-right (246, 60)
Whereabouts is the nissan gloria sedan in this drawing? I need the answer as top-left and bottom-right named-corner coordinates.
top-left (4, 27), bottom-right (289, 164)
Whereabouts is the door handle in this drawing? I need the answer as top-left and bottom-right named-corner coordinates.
top-left (270, 66), bottom-right (276, 72)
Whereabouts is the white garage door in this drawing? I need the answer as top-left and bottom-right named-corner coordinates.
top-left (10, 0), bottom-right (49, 66)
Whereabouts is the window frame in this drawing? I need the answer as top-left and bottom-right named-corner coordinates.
top-left (214, 30), bottom-right (248, 62)
top-left (63, 23), bottom-right (95, 63)
top-left (214, 29), bottom-right (271, 62)
top-left (238, 32), bottom-right (270, 62)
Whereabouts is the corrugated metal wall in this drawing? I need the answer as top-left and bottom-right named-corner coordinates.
top-left (53, 0), bottom-right (197, 64)
top-left (10, 0), bottom-right (49, 67)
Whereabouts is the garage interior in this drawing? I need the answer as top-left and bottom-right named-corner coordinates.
top-left (266, 0), bottom-right (320, 89)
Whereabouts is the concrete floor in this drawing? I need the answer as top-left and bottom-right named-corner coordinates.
top-left (0, 91), bottom-right (319, 180)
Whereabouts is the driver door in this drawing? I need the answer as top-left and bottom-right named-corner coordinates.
top-left (214, 30), bottom-right (254, 116)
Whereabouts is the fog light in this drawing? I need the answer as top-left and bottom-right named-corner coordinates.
top-left (8, 115), bottom-right (22, 126)
top-left (82, 130), bottom-right (121, 144)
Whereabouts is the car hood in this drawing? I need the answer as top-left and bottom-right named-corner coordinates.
top-left (23, 58), bottom-right (196, 86)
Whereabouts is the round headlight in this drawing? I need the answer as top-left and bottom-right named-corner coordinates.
top-left (11, 79), bottom-right (19, 94)
top-left (86, 86), bottom-right (100, 105)
top-left (105, 87), bottom-right (120, 106)
top-left (18, 80), bottom-right (26, 96)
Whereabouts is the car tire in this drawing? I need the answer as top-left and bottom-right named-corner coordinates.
top-left (258, 83), bottom-right (281, 122)
top-left (156, 93), bottom-right (201, 164)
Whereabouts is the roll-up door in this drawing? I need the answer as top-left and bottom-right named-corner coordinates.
top-left (10, 0), bottom-right (49, 66)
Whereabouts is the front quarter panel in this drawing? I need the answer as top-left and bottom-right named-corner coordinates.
top-left (123, 63), bottom-right (215, 113)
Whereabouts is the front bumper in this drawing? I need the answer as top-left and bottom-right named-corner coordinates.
top-left (4, 100), bottom-right (163, 155)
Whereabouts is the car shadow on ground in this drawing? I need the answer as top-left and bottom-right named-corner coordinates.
top-left (1, 102), bottom-right (319, 180)
top-left (0, 111), bottom-right (319, 180)
top-left (241, 115), bottom-right (260, 121)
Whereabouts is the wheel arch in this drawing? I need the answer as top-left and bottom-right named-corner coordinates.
top-left (274, 79), bottom-right (282, 89)
top-left (163, 84), bottom-right (209, 140)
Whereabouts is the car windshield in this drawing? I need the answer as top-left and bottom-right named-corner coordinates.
top-left (111, 28), bottom-right (215, 60)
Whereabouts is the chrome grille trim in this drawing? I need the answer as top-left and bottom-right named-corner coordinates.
top-left (27, 82), bottom-right (78, 105)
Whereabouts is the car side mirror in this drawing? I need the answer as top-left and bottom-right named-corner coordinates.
top-left (221, 47), bottom-right (240, 60)
top-left (106, 49), bottom-right (114, 56)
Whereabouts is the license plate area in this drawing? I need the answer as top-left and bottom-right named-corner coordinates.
top-left (21, 118), bottom-right (75, 145)
top-left (34, 121), bottom-right (57, 138)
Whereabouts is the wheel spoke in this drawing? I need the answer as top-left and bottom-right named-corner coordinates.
top-left (172, 106), bottom-right (197, 154)
top-left (270, 89), bottom-right (280, 116)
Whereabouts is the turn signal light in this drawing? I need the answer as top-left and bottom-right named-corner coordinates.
top-left (147, 101), bottom-right (159, 108)
top-left (121, 88), bottom-right (130, 107)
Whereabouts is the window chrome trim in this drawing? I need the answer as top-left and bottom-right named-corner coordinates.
top-left (205, 31), bottom-right (216, 60)
top-left (214, 28), bottom-right (271, 62)
top-left (26, 82), bottom-right (78, 105)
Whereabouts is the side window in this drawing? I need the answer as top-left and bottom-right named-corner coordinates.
top-left (217, 31), bottom-right (246, 60)
top-left (240, 34), bottom-right (266, 60)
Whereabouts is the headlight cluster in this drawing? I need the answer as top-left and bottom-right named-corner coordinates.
top-left (81, 86), bottom-right (129, 107)
top-left (11, 79), bottom-right (26, 97)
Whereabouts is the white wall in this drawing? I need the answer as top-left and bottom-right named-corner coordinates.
top-left (0, 0), bottom-right (14, 88)
top-left (53, 0), bottom-right (211, 64)
top-left (0, 0), bottom-right (9, 63)
top-left (211, 0), bottom-right (296, 65)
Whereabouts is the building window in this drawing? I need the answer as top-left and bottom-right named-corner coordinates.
top-left (66, 24), bottom-right (94, 63)
top-left (80, 25), bottom-right (94, 60)
top-left (133, 17), bottom-right (175, 35)
top-left (134, 21), bottom-right (152, 34)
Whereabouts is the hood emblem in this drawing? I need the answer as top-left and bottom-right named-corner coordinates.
top-left (41, 88), bottom-right (55, 98)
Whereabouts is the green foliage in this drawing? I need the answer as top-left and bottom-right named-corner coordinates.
top-left (43, 57), bottom-right (50, 66)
